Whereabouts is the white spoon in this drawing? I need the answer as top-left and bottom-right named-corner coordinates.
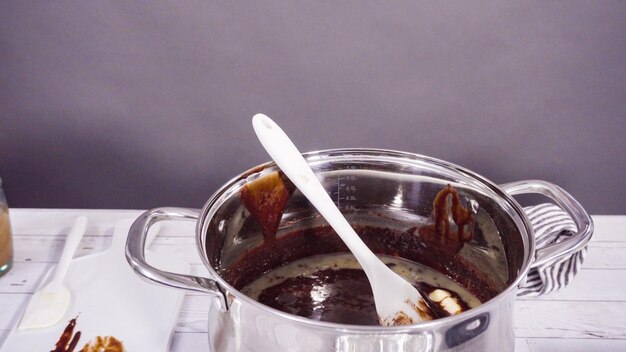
top-left (19, 216), bottom-right (88, 330)
top-left (252, 113), bottom-right (429, 326)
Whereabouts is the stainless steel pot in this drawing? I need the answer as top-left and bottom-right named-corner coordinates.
top-left (126, 149), bottom-right (592, 352)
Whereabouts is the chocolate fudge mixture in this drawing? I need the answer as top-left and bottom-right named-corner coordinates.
top-left (242, 253), bottom-right (478, 325)
top-left (229, 173), bottom-right (499, 325)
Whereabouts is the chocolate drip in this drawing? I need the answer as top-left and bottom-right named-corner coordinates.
top-left (240, 171), bottom-right (294, 242)
top-left (418, 184), bottom-right (475, 253)
top-left (51, 318), bottom-right (81, 352)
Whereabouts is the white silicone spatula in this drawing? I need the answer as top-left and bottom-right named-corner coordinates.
top-left (19, 216), bottom-right (88, 330)
top-left (252, 113), bottom-right (429, 325)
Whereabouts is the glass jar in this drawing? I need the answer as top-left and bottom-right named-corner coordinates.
top-left (0, 178), bottom-right (13, 276)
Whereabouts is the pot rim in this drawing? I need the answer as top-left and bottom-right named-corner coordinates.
top-left (197, 147), bottom-right (535, 332)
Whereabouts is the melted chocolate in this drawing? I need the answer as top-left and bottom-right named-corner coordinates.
top-left (240, 171), bottom-right (294, 242)
top-left (418, 184), bottom-right (475, 253)
top-left (230, 182), bottom-right (496, 325)
top-left (256, 268), bottom-right (471, 325)
top-left (51, 318), bottom-right (81, 352)
top-left (258, 268), bottom-right (378, 325)
top-left (50, 317), bottom-right (125, 352)
top-left (223, 225), bottom-right (499, 304)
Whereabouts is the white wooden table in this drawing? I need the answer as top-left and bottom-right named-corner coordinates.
top-left (0, 209), bottom-right (624, 351)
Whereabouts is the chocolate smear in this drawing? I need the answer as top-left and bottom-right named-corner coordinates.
top-left (240, 171), bottom-right (294, 242)
top-left (51, 318), bottom-right (81, 352)
top-left (50, 316), bottom-right (126, 352)
top-left (418, 184), bottom-right (475, 253)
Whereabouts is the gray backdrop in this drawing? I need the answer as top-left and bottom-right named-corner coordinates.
top-left (1, 1), bottom-right (624, 214)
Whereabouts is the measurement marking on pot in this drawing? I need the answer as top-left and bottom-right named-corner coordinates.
top-left (336, 175), bottom-right (357, 211)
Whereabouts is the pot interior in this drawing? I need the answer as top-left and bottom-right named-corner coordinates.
top-left (200, 150), bottom-right (529, 324)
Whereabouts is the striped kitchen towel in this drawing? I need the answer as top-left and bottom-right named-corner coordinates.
top-left (517, 203), bottom-right (588, 296)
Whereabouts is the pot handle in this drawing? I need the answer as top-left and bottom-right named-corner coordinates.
top-left (126, 207), bottom-right (227, 303)
top-left (499, 180), bottom-right (593, 268)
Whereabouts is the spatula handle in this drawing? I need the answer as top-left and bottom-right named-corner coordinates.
top-left (50, 216), bottom-right (87, 288)
top-left (252, 114), bottom-right (382, 272)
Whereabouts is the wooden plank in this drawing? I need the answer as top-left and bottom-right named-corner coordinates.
top-left (0, 262), bottom-right (209, 296)
top-left (0, 294), bottom-right (28, 330)
top-left (583, 242), bottom-right (626, 269)
top-left (12, 236), bottom-right (113, 263)
top-left (9, 209), bottom-right (196, 237)
top-left (526, 337), bottom-right (626, 352)
top-left (588, 216), bottom-right (626, 243)
top-left (515, 301), bottom-right (626, 339)
top-left (0, 262), bottom-right (51, 293)
top-left (12, 235), bottom-right (200, 263)
top-left (515, 338), bottom-right (531, 352)
top-left (518, 269), bottom-right (626, 302)
top-left (9, 209), bottom-right (142, 236)
top-left (174, 295), bottom-right (212, 333)
top-left (170, 332), bottom-right (211, 351)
